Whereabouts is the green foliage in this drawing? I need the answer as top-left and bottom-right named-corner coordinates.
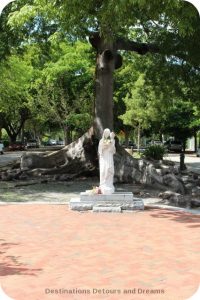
top-left (7, 0), bottom-right (200, 67)
top-left (119, 73), bottom-right (155, 129)
top-left (31, 40), bottom-right (94, 133)
top-left (7, 0), bottom-right (198, 38)
top-left (3, 140), bottom-right (9, 147)
top-left (66, 113), bottom-right (92, 133)
top-left (0, 54), bottom-right (34, 140)
top-left (161, 101), bottom-right (200, 146)
top-left (0, 4), bottom-right (22, 60)
top-left (1, 0), bottom-right (200, 142)
top-left (143, 144), bottom-right (166, 160)
top-left (0, 55), bottom-right (33, 103)
top-left (118, 48), bottom-right (200, 141)
top-left (132, 152), bottom-right (143, 159)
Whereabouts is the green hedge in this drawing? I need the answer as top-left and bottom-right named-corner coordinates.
top-left (143, 145), bottom-right (166, 160)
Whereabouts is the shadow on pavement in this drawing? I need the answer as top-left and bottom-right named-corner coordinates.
top-left (0, 240), bottom-right (42, 276)
top-left (186, 162), bottom-right (200, 174)
top-left (148, 208), bottom-right (200, 228)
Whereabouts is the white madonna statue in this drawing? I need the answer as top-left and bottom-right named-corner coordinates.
top-left (98, 128), bottom-right (116, 195)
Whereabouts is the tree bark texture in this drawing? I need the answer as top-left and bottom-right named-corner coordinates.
top-left (92, 37), bottom-right (115, 138)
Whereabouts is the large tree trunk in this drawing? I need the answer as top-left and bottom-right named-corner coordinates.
top-left (93, 41), bottom-right (115, 138)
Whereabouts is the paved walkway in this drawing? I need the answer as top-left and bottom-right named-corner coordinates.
top-left (165, 153), bottom-right (200, 174)
top-left (0, 205), bottom-right (200, 300)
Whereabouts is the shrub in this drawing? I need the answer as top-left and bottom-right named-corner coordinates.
top-left (3, 140), bottom-right (9, 147)
top-left (143, 145), bottom-right (166, 160)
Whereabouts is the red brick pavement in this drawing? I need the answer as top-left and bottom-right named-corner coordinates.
top-left (0, 205), bottom-right (200, 300)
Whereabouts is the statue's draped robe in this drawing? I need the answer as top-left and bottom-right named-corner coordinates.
top-left (98, 134), bottom-right (115, 194)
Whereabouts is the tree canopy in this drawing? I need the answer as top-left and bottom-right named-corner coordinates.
top-left (0, 0), bottom-right (199, 144)
top-left (8, 0), bottom-right (200, 63)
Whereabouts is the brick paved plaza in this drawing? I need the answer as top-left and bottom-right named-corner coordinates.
top-left (0, 205), bottom-right (199, 300)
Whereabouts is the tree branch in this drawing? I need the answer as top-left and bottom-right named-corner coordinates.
top-left (116, 38), bottom-right (159, 55)
top-left (89, 32), bottom-right (191, 64)
top-left (15, 120), bottom-right (25, 137)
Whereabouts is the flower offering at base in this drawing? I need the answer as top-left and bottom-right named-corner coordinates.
top-left (92, 186), bottom-right (102, 194)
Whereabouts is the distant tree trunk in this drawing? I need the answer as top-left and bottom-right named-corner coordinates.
top-left (63, 125), bottom-right (68, 145)
top-left (124, 130), bottom-right (129, 148)
top-left (5, 123), bottom-right (25, 143)
top-left (67, 129), bottom-right (72, 144)
top-left (180, 139), bottom-right (187, 171)
top-left (9, 134), bottom-right (18, 143)
top-left (194, 131), bottom-right (197, 152)
top-left (63, 124), bottom-right (72, 145)
top-left (0, 128), bottom-right (2, 140)
top-left (161, 134), bottom-right (165, 143)
top-left (33, 124), bottom-right (37, 139)
top-left (20, 123), bottom-right (25, 143)
top-left (137, 124), bottom-right (141, 152)
top-left (1, 108), bottom-right (29, 143)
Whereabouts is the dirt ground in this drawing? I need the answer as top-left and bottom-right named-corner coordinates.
top-left (0, 152), bottom-right (200, 215)
top-left (0, 177), bottom-right (155, 203)
top-left (0, 177), bottom-right (200, 216)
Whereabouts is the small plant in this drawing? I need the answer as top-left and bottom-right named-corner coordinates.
top-left (143, 145), bottom-right (166, 160)
top-left (133, 152), bottom-right (143, 159)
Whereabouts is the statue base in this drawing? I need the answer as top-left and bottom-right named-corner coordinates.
top-left (69, 192), bottom-right (144, 212)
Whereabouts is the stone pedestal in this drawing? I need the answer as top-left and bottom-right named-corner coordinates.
top-left (69, 192), bottom-right (144, 212)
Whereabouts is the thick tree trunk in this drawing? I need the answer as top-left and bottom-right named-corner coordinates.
top-left (93, 42), bottom-right (115, 138)
top-left (94, 66), bottom-right (114, 138)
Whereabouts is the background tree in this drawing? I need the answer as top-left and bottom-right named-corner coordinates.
top-left (32, 41), bottom-right (94, 144)
top-left (162, 101), bottom-right (200, 151)
top-left (0, 55), bottom-right (33, 142)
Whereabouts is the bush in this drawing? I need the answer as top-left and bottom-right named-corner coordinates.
top-left (3, 140), bottom-right (9, 147)
top-left (143, 145), bottom-right (166, 160)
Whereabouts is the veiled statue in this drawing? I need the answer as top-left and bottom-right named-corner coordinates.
top-left (98, 128), bottom-right (116, 195)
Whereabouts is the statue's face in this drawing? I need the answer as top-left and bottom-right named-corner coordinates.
top-left (104, 129), bottom-right (110, 138)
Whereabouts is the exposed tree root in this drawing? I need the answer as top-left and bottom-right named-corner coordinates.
top-left (0, 128), bottom-right (187, 194)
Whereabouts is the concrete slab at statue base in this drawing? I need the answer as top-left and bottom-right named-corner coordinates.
top-left (69, 192), bottom-right (144, 212)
